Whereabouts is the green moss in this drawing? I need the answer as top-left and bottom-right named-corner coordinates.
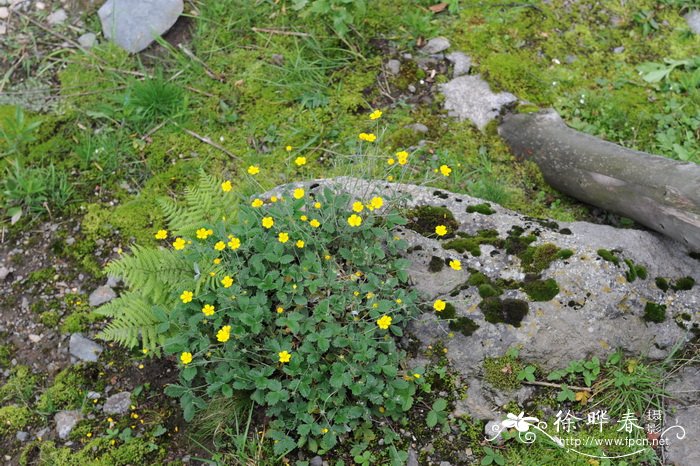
top-left (27, 267), bottom-right (56, 284)
top-left (522, 278), bottom-right (560, 301)
top-left (482, 52), bottom-right (552, 104)
top-left (449, 316), bottom-right (480, 337)
top-left (466, 203), bottom-right (495, 215)
top-left (39, 310), bottom-right (61, 328)
top-left (643, 302), bottom-right (667, 323)
top-left (0, 341), bottom-right (14, 368)
top-left (480, 298), bottom-right (529, 327)
top-left (22, 436), bottom-right (164, 466)
top-left (444, 229), bottom-right (502, 256)
top-left (478, 284), bottom-right (502, 298)
top-left (440, 302), bottom-right (457, 320)
top-left (405, 205), bottom-right (459, 238)
top-left (655, 277), bottom-right (669, 292)
top-left (690, 252), bottom-right (700, 261)
top-left (0, 365), bottom-right (38, 404)
top-left (504, 226), bottom-right (537, 255)
top-left (36, 365), bottom-right (90, 414)
top-left (428, 256), bottom-right (445, 273)
top-left (597, 249), bottom-right (620, 266)
top-left (623, 259), bottom-right (648, 282)
top-left (467, 271), bottom-right (489, 287)
top-left (0, 404), bottom-right (32, 436)
top-left (556, 249), bottom-right (574, 260)
top-left (671, 276), bottom-right (695, 291)
top-left (519, 243), bottom-right (560, 274)
top-left (483, 354), bottom-right (523, 390)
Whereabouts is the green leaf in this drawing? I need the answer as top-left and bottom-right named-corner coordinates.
top-left (426, 411), bottom-right (438, 428)
top-left (182, 366), bottom-right (197, 381)
top-left (432, 398), bottom-right (447, 412)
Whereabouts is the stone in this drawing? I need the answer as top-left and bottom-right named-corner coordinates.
top-left (78, 32), bottom-right (97, 48)
top-left (685, 10), bottom-right (700, 34)
top-left (440, 75), bottom-right (517, 130)
top-left (664, 405), bottom-right (700, 465)
top-left (0, 7), bottom-right (8, 19)
top-left (0, 266), bottom-right (10, 281)
top-left (103, 391), bottom-right (132, 415)
top-left (87, 391), bottom-right (101, 400)
top-left (69, 333), bottom-right (103, 362)
top-left (89, 285), bottom-right (116, 307)
top-left (407, 448), bottom-right (419, 466)
top-left (263, 178), bottom-right (699, 421)
top-left (46, 8), bottom-right (67, 25)
top-left (309, 456), bottom-right (323, 466)
top-left (613, 46), bottom-right (625, 54)
top-left (385, 59), bottom-right (401, 76)
top-left (422, 36), bottom-right (450, 54)
top-left (666, 366), bottom-right (700, 407)
top-left (484, 420), bottom-right (504, 445)
top-left (16, 431), bottom-right (29, 442)
top-left (55, 410), bottom-right (82, 439)
top-left (446, 52), bottom-right (471, 77)
top-left (405, 123), bottom-right (429, 134)
top-left (98, 0), bottom-right (184, 53)
top-left (35, 427), bottom-right (50, 440)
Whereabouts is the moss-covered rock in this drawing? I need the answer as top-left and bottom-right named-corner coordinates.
top-left (522, 278), bottom-right (560, 301)
top-left (480, 297), bottom-right (529, 327)
top-left (643, 302), bottom-right (667, 323)
top-left (406, 205), bottom-right (459, 238)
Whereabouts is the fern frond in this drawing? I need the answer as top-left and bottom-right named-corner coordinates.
top-left (95, 292), bottom-right (165, 352)
top-left (106, 245), bottom-right (194, 303)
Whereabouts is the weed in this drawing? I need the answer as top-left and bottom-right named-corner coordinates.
top-left (0, 106), bottom-right (42, 157)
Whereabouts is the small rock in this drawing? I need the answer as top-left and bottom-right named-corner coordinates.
top-left (47, 8), bottom-right (67, 25)
top-left (440, 462), bottom-right (452, 466)
top-left (407, 448), bottom-right (419, 466)
top-left (78, 32), bottom-right (97, 48)
top-left (87, 391), bottom-right (101, 400)
top-left (613, 46), bottom-right (625, 54)
top-left (422, 36), bottom-right (450, 54)
top-left (69, 333), bottom-right (103, 362)
top-left (485, 420), bottom-right (504, 445)
top-left (446, 52), bottom-right (471, 77)
top-left (89, 285), bottom-right (116, 307)
top-left (0, 266), bottom-right (10, 281)
top-left (35, 427), bottom-right (50, 440)
top-left (103, 391), bottom-right (132, 415)
top-left (106, 275), bottom-right (120, 288)
top-left (310, 456), bottom-right (323, 466)
top-left (28, 334), bottom-right (42, 343)
top-left (55, 410), bottom-right (82, 439)
top-left (270, 53), bottom-right (284, 66)
top-left (98, 0), bottom-right (184, 53)
top-left (407, 84), bottom-right (416, 93)
top-left (440, 74), bottom-right (517, 130)
top-left (0, 7), bottom-right (8, 19)
top-left (36, 2), bottom-right (46, 10)
top-left (16, 431), bottom-right (29, 442)
top-left (686, 10), bottom-right (700, 34)
top-left (565, 54), bottom-right (577, 64)
top-left (385, 59), bottom-right (401, 75)
top-left (405, 123), bottom-right (429, 134)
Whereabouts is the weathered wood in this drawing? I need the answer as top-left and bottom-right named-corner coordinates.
top-left (498, 109), bottom-right (700, 251)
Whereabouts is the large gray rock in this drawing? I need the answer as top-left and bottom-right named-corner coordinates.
top-left (55, 410), bottom-right (82, 439)
top-left (685, 10), bottom-right (700, 34)
top-left (446, 52), bottom-right (472, 77)
top-left (664, 405), bottom-right (700, 465)
top-left (69, 333), bottom-right (103, 362)
top-left (263, 178), bottom-right (699, 420)
top-left (103, 391), bottom-right (132, 415)
top-left (98, 0), bottom-right (184, 53)
top-left (440, 75), bottom-right (517, 130)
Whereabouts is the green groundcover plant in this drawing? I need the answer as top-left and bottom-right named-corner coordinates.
top-left (98, 171), bottom-right (425, 456)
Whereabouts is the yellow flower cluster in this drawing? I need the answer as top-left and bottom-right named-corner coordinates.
top-left (196, 228), bottom-right (214, 240)
top-left (358, 133), bottom-right (376, 142)
top-left (251, 198), bottom-right (264, 208)
top-left (221, 180), bottom-right (232, 192)
top-left (369, 109), bottom-right (382, 120)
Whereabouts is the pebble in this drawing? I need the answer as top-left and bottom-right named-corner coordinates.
top-left (446, 51), bottom-right (471, 77)
top-left (103, 391), bottom-right (132, 415)
top-left (36, 2), bottom-right (45, 10)
top-left (407, 448), bottom-right (419, 466)
top-left (69, 333), bottom-right (104, 362)
top-left (310, 456), bottom-right (323, 466)
top-left (422, 36), bottom-right (450, 54)
top-left (0, 266), bottom-right (10, 281)
top-left (613, 46), bottom-right (625, 54)
top-left (16, 431), bottom-right (29, 442)
top-left (28, 334), bottom-right (42, 343)
top-left (405, 123), bottom-right (429, 134)
top-left (55, 410), bottom-right (83, 439)
top-left (0, 7), bottom-right (8, 19)
top-left (686, 10), bottom-right (700, 34)
top-left (47, 8), bottom-right (67, 25)
top-left (89, 285), bottom-right (116, 307)
top-left (385, 59), bottom-right (401, 75)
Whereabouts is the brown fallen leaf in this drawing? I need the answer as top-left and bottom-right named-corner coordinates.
top-left (429, 2), bottom-right (448, 13)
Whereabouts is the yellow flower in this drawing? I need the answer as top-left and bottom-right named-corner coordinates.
top-left (449, 259), bottom-right (462, 271)
top-left (180, 291), bottom-right (193, 303)
top-left (216, 325), bottom-right (231, 343)
top-left (435, 225), bottom-right (447, 236)
top-left (221, 180), bottom-right (232, 192)
top-left (285, 145), bottom-right (293, 152)
top-left (293, 188), bottom-right (304, 199)
top-left (369, 197), bottom-right (384, 210)
top-left (377, 315), bottom-right (392, 330)
top-left (387, 158), bottom-right (395, 165)
top-left (433, 299), bottom-right (446, 312)
top-left (155, 229), bottom-right (168, 240)
top-left (358, 132), bottom-right (377, 142)
top-left (173, 237), bottom-right (186, 250)
top-left (366, 292), bottom-right (375, 299)
top-left (352, 201), bottom-right (364, 212)
top-left (378, 406), bottom-right (385, 413)
top-left (247, 165), bottom-right (260, 175)
top-left (325, 254), bottom-right (332, 260)
top-left (214, 241), bottom-right (226, 251)
top-left (278, 232), bottom-right (289, 243)
top-left (396, 151), bottom-right (409, 165)
top-left (387, 175), bottom-right (394, 182)
top-left (251, 198), bottom-right (264, 208)
top-left (228, 237), bottom-right (241, 250)
top-left (347, 214), bottom-right (362, 227)
top-left (202, 304), bottom-right (215, 316)
top-left (262, 217), bottom-right (274, 229)
top-left (296, 240), bottom-right (305, 248)
top-left (309, 219), bottom-right (321, 228)
top-left (196, 228), bottom-right (213, 240)
top-left (313, 202), bottom-right (321, 209)
top-left (180, 352), bottom-right (193, 365)
top-left (300, 215), bottom-right (308, 221)
top-left (221, 276), bottom-right (234, 288)
top-left (369, 109), bottom-right (382, 120)
top-left (276, 306), bottom-right (284, 314)
top-left (278, 350), bottom-right (292, 363)
top-left (270, 196), bottom-right (278, 203)
top-left (353, 291), bottom-right (360, 296)
top-left (439, 164), bottom-right (452, 176)
top-left (213, 258), bottom-right (221, 264)
top-left (321, 427), bottom-right (329, 433)
top-left (295, 156), bottom-right (307, 166)
top-left (414, 373), bottom-right (421, 379)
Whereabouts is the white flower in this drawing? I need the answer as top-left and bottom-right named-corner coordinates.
top-left (502, 412), bottom-right (539, 432)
